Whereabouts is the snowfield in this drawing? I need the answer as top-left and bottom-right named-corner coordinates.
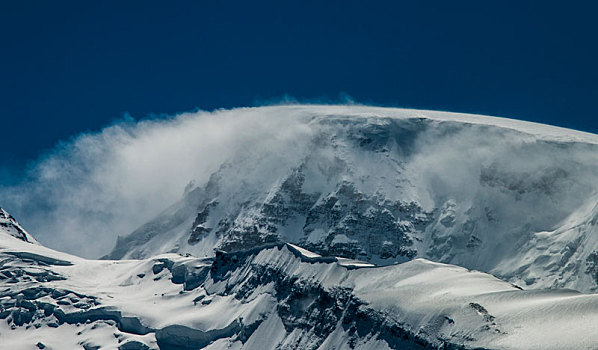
top-left (2, 211), bottom-right (598, 349)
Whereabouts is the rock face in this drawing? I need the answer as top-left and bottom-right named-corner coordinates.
top-left (0, 208), bottom-right (38, 244)
top-left (106, 106), bottom-right (598, 293)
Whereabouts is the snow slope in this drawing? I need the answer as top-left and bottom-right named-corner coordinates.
top-left (3, 210), bottom-right (598, 349)
top-left (105, 105), bottom-right (598, 293)
top-left (0, 208), bottom-right (38, 245)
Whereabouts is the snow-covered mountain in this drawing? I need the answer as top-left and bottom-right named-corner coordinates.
top-left (0, 208), bottom-right (39, 245)
top-left (105, 106), bottom-right (598, 293)
top-left (5, 105), bottom-right (598, 349)
top-left (4, 208), bottom-right (598, 350)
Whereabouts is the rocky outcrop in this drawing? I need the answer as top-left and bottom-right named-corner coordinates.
top-left (0, 208), bottom-right (38, 244)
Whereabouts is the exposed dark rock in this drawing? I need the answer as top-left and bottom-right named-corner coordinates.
top-left (155, 322), bottom-right (241, 350)
top-left (118, 340), bottom-right (150, 350)
top-left (585, 251), bottom-right (598, 284)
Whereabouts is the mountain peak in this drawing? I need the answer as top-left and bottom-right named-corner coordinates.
top-left (104, 106), bottom-right (598, 293)
top-left (0, 207), bottom-right (39, 244)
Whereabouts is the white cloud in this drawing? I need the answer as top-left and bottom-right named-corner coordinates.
top-left (0, 107), bottom-right (315, 258)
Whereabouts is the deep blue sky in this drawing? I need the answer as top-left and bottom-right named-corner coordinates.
top-left (1, 1), bottom-right (597, 176)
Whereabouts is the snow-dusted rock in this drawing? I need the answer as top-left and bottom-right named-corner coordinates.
top-left (3, 211), bottom-right (598, 349)
top-left (105, 106), bottom-right (598, 293)
top-left (0, 208), bottom-right (38, 245)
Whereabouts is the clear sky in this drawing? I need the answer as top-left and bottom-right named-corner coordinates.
top-left (1, 1), bottom-right (597, 176)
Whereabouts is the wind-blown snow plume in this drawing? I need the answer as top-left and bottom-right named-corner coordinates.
top-left (0, 107), bottom-right (316, 257)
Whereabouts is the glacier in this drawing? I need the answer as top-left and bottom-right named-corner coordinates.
top-left (3, 105), bottom-right (598, 349)
top-left (3, 210), bottom-right (598, 349)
